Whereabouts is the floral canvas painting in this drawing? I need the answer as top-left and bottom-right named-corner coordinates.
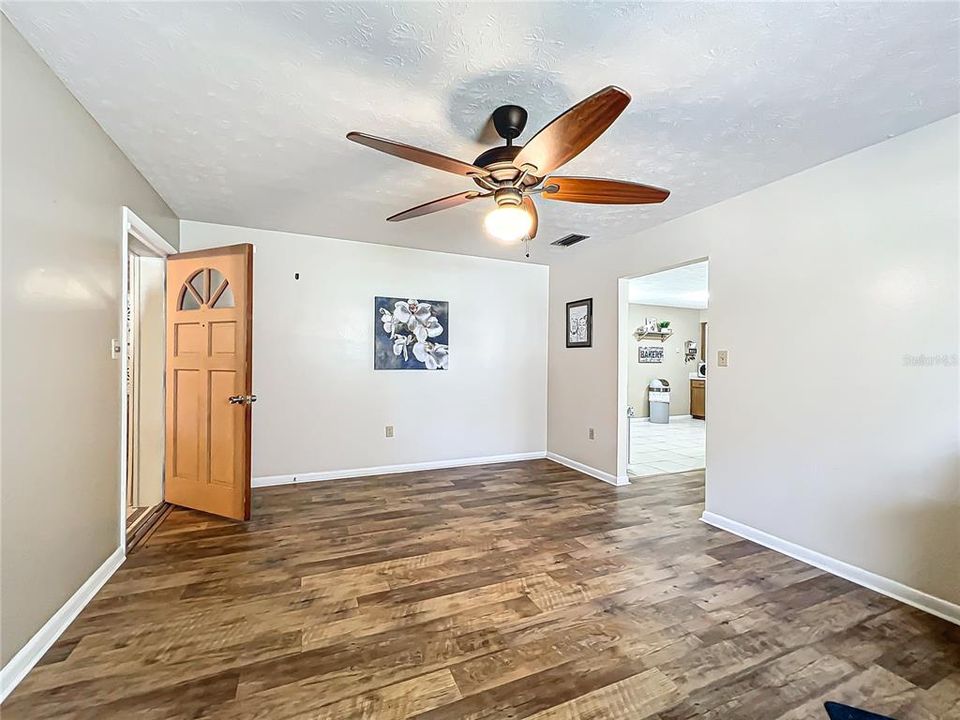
top-left (375, 297), bottom-right (449, 370)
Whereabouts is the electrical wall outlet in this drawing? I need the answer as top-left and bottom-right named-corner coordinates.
top-left (385, 425), bottom-right (394, 438)
top-left (717, 350), bottom-right (729, 367)
top-left (588, 428), bottom-right (595, 440)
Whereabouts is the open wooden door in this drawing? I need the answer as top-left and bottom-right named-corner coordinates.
top-left (164, 244), bottom-right (253, 520)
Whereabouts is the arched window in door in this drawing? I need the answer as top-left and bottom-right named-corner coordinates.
top-left (178, 268), bottom-right (235, 310)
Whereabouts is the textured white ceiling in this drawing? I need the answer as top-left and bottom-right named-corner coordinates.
top-left (4, 2), bottom-right (958, 263)
top-left (630, 261), bottom-right (708, 309)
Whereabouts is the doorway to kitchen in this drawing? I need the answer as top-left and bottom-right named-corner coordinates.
top-left (622, 261), bottom-right (708, 479)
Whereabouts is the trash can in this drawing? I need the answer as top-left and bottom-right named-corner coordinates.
top-left (648, 379), bottom-right (670, 424)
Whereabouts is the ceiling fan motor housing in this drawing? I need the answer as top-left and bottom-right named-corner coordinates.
top-left (472, 146), bottom-right (542, 189)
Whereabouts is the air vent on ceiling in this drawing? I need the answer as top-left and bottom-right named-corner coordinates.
top-left (551, 233), bottom-right (590, 247)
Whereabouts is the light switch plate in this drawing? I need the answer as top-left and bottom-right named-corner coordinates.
top-left (385, 425), bottom-right (394, 438)
top-left (588, 428), bottom-right (595, 440)
top-left (111, 338), bottom-right (121, 359)
top-left (717, 350), bottom-right (729, 367)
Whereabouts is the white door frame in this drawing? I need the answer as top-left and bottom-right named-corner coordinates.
top-left (119, 207), bottom-right (176, 552)
top-left (617, 257), bottom-right (709, 481)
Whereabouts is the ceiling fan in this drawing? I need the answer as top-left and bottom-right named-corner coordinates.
top-left (346, 86), bottom-right (670, 246)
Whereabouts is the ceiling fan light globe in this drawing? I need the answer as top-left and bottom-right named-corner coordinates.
top-left (484, 206), bottom-right (533, 243)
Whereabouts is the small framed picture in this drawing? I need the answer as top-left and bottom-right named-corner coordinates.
top-left (639, 345), bottom-right (664, 363)
top-left (566, 298), bottom-right (593, 348)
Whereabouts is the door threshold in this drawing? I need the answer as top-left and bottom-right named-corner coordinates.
top-left (126, 502), bottom-right (172, 553)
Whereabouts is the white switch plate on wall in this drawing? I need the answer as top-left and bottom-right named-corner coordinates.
top-left (717, 350), bottom-right (729, 367)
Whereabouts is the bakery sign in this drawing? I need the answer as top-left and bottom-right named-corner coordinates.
top-left (639, 345), bottom-right (664, 363)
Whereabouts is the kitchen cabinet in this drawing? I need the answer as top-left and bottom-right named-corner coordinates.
top-left (690, 379), bottom-right (705, 419)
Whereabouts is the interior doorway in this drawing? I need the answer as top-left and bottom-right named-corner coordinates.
top-left (119, 213), bottom-right (255, 549)
top-left (619, 260), bottom-right (708, 480)
top-left (120, 208), bottom-right (177, 550)
top-left (124, 250), bottom-right (166, 539)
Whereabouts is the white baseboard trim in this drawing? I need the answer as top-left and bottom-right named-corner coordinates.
top-left (546, 452), bottom-right (629, 486)
top-left (0, 546), bottom-right (125, 702)
top-left (701, 511), bottom-right (960, 626)
top-left (253, 451), bottom-right (548, 488)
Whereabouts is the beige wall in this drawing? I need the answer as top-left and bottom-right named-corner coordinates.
top-left (180, 222), bottom-right (548, 479)
top-left (1, 16), bottom-right (179, 666)
top-left (548, 115), bottom-right (959, 607)
top-left (627, 304), bottom-right (701, 417)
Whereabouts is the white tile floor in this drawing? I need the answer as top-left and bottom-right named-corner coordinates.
top-left (628, 416), bottom-right (705, 478)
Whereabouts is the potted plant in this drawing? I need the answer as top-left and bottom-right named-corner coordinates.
top-left (658, 320), bottom-right (671, 334)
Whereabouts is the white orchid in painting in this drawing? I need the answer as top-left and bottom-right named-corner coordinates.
top-left (413, 340), bottom-right (449, 370)
top-left (381, 308), bottom-right (399, 336)
top-left (389, 300), bottom-right (443, 340)
top-left (378, 299), bottom-right (448, 370)
top-left (392, 333), bottom-right (414, 361)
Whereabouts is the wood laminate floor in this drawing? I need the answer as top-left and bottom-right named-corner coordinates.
top-left (4, 460), bottom-right (958, 719)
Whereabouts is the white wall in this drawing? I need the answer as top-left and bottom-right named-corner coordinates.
top-left (1, 17), bottom-right (180, 667)
top-left (131, 256), bottom-right (166, 508)
top-left (180, 222), bottom-right (549, 479)
top-left (627, 304), bottom-right (702, 417)
top-left (548, 115), bottom-right (959, 609)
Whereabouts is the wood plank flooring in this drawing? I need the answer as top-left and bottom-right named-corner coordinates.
top-left (4, 459), bottom-right (958, 719)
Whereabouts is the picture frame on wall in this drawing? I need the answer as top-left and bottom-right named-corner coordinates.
top-left (374, 297), bottom-right (450, 370)
top-left (639, 345), bottom-right (664, 363)
top-left (566, 298), bottom-right (593, 348)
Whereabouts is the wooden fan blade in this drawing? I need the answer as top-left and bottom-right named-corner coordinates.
top-left (541, 176), bottom-right (670, 204)
top-left (513, 86), bottom-right (630, 176)
top-left (522, 196), bottom-right (538, 239)
top-left (347, 132), bottom-right (489, 178)
top-left (386, 191), bottom-right (481, 222)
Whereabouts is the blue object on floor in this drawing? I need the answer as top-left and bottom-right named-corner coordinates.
top-left (825, 701), bottom-right (896, 720)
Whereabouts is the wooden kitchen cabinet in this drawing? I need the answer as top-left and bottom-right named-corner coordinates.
top-left (690, 379), bottom-right (705, 419)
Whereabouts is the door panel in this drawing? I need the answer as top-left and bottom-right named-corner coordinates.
top-left (210, 322), bottom-right (237, 355)
top-left (165, 244), bottom-right (253, 520)
top-left (174, 323), bottom-right (204, 356)
top-left (172, 369), bottom-right (201, 480)
top-left (209, 370), bottom-right (238, 486)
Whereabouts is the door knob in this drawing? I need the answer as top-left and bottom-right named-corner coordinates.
top-left (229, 394), bottom-right (258, 405)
